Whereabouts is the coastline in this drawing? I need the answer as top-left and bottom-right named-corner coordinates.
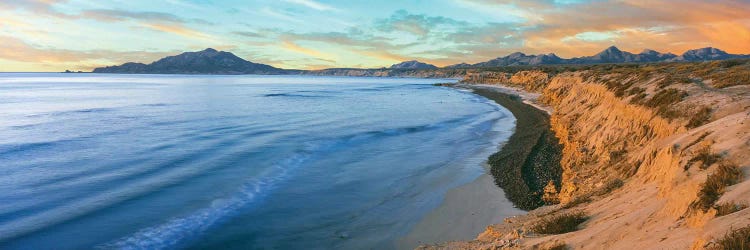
top-left (465, 84), bottom-right (553, 115)
top-left (460, 84), bottom-right (563, 211)
top-left (401, 83), bottom-right (563, 249)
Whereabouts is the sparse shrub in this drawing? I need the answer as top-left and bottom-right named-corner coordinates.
top-left (562, 195), bottom-right (592, 209)
top-left (593, 178), bottom-right (624, 196)
top-left (691, 162), bottom-right (743, 212)
top-left (683, 132), bottom-right (712, 151)
top-left (627, 87), bottom-right (645, 96)
top-left (531, 212), bottom-right (587, 234)
top-left (709, 226), bottom-right (750, 250)
top-left (715, 202), bottom-right (748, 217)
top-left (718, 59), bottom-right (747, 68)
top-left (658, 75), bottom-right (692, 89)
top-left (602, 75), bottom-right (635, 97)
top-left (644, 88), bottom-right (688, 119)
top-left (688, 145), bottom-right (722, 170)
top-left (711, 67), bottom-right (750, 88)
top-left (609, 149), bottom-right (628, 164)
top-left (645, 88), bottom-right (688, 108)
top-left (630, 92), bottom-right (648, 104)
top-left (687, 106), bottom-right (713, 128)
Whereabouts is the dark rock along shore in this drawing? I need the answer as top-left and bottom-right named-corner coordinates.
top-left (467, 87), bottom-right (563, 211)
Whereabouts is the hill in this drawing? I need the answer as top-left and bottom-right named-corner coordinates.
top-left (93, 48), bottom-right (283, 74)
top-left (389, 60), bottom-right (438, 69)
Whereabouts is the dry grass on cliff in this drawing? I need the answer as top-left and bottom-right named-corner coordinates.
top-left (643, 88), bottom-right (689, 119)
top-left (686, 106), bottom-right (713, 128)
top-left (691, 162), bottom-right (743, 212)
top-left (688, 145), bottom-right (723, 170)
top-left (709, 226), bottom-right (750, 250)
top-left (530, 212), bottom-right (587, 235)
top-left (715, 202), bottom-right (748, 217)
top-left (561, 178), bottom-right (623, 209)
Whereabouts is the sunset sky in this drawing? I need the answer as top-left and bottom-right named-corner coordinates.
top-left (1, 0), bottom-right (749, 71)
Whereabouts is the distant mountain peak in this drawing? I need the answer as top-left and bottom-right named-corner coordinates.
top-left (93, 48), bottom-right (282, 74)
top-left (445, 62), bottom-right (472, 68)
top-left (687, 47), bottom-right (727, 55)
top-left (598, 46), bottom-right (623, 56)
top-left (389, 60), bottom-right (438, 69)
top-left (604, 45), bottom-right (621, 51)
top-left (472, 51), bottom-right (565, 67)
top-left (679, 47), bottom-right (736, 61)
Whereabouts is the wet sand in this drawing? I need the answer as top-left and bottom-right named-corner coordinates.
top-left (397, 172), bottom-right (523, 249)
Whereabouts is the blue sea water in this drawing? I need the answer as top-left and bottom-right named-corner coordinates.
top-left (0, 74), bottom-right (514, 249)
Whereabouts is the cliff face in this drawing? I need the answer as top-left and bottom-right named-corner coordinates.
top-left (540, 74), bottom-right (684, 203)
top-left (437, 62), bottom-right (750, 249)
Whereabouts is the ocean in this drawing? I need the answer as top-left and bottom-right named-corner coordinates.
top-left (0, 74), bottom-right (515, 249)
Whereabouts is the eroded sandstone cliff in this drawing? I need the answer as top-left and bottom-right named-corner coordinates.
top-left (433, 61), bottom-right (750, 249)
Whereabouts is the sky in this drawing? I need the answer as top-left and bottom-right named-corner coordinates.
top-left (1, 0), bottom-right (749, 71)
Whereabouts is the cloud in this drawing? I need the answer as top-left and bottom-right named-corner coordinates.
top-left (232, 31), bottom-right (263, 38)
top-left (473, 0), bottom-right (750, 55)
top-left (279, 30), bottom-right (392, 50)
top-left (354, 50), bottom-right (408, 63)
top-left (80, 9), bottom-right (212, 25)
top-left (375, 10), bottom-right (467, 37)
top-left (0, 35), bottom-right (177, 69)
top-left (405, 0), bottom-right (750, 62)
top-left (76, 9), bottom-right (214, 40)
top-left (138, 22), bottom-right (213, 40)
top-left (258, 7), bottom-right (305, 23)
top-left (280, 41), bottom-right (336, 62)
top-left (0, 0), bottom-right (72, 18)
top-left (282, 0), bottom-right (338, 11)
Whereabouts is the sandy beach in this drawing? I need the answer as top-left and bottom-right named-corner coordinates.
top-left (397, 171), bottom-right (523, 249)
top-left (397, 83), bottom-right (559, 249)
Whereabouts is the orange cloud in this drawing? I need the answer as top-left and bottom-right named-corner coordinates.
top-left (354, 50), bottom-right (408, 64)
top-left (513, 0), bottom-right (750, 56)
top-left (139, 22), bottom-right (213, 41)
top-left (280, 41), bottom-right (335, 61)
top-left (0, 35), bottom-right (177, 71)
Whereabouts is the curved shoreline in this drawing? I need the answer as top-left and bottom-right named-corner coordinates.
top-left (401, 83), bottom-right (563, 249)
top-left (457, 84), bottom-right (563, 210)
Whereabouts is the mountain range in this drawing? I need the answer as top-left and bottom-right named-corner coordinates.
top-left (92, 46), bottom-right (750, 74)
top-left (448, 46), bottom-right (750, 68)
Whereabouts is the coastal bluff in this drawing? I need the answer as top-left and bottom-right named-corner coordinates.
top-left (427, 60), bottom-right (750, 249)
